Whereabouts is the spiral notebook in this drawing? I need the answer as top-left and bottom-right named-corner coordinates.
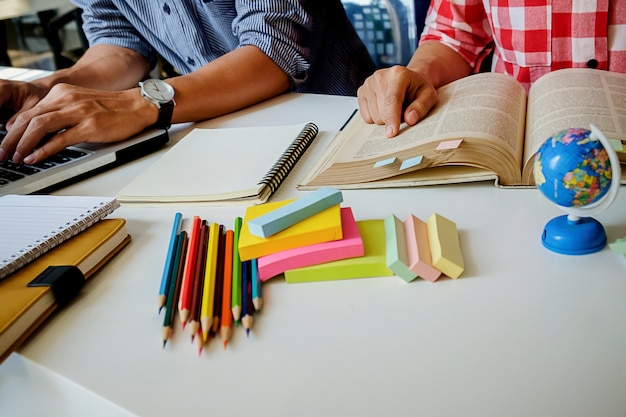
top-left (0, 195), bottom-right (120, 280)
top-left (116, 122), bottom-right (319, 205)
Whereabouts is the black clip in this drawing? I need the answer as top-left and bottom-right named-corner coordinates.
top-left (28, 266), bottom-right (85, 308)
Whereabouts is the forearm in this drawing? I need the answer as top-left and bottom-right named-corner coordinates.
top-left (407, 41), bottom-right (472, 89)
top-left (32, 45), bottom-right (150, 92)
top-left (166, 45), bottom-right (290, 124)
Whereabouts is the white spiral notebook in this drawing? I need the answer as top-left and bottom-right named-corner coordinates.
top-left (0, 194), bottom-right (120, 280)
top-left (116, 122), bottom-right (319, 205)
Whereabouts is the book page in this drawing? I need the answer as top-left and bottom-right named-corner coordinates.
top-left (302, 72), bottom-right (527, 187)
top-left (524, 69), bottom-right (626, 182)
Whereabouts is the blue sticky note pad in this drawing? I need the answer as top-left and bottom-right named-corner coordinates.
top-left (374, 157), bottom-right (396, 168)
top-left (399, 155), bottom-right (423, 171)
top-left (247, 187), bottom-right (343, 238)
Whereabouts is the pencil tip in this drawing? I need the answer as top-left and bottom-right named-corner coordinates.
top-left (163, 340), bottom-right (167, 349)
top-left (246, 329), bottom-right (250, 337)
top-left (223, 340), bottom-right (228, 349)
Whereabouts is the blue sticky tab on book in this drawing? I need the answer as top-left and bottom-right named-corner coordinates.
top-left (374, 157), bottom-right (396, 168)
top-left (247, 187), bottom-right (343, 238)
top-left (399, 155), bottom-right (423, 171)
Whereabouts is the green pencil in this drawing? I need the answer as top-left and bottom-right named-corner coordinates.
top-left (231, 217), bottom-right (243, 324)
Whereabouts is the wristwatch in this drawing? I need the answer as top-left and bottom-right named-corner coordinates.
top-left (139, 79), bottom-right (176, 129)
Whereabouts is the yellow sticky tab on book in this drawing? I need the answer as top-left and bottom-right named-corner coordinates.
top-left (426, 213), bottom-right (464, 278)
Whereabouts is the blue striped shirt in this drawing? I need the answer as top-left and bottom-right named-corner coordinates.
top-left (71, 0), bottom-right (376, 95)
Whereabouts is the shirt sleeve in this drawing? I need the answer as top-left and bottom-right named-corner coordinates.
top-left (420, 0), bottom-right (494, 71)
top-left (71, 0), bottom-right (158, 67)
top-left (232, 0), bottom-right (311, 88)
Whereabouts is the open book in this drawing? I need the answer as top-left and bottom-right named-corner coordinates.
top-left (299, 68), bottom-right (626, 189)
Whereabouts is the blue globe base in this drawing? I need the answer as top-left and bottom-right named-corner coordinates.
top-left (541, 215), bottom-right (607, 255)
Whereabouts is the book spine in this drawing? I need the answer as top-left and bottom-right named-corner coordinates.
top-left (259, 122), bottom-right (319, 193)
top-left (0, 199), bottom-right (120, 279)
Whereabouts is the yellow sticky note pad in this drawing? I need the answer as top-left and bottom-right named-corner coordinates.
top-left (426, 213), bottom-right (464, 278)
top-left (284, 220), bottom-right (393, 283)
top-left (238, 199), bottom-right (343, 261)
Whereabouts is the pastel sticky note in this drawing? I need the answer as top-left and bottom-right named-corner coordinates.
top-left (238, 199), bottom-right (343, 261)
top-left (257, 207), bottom-right (364, 281)
top-left (247, 188), bottom-right (343, 238)
top-left (608, 138), bottom-right (624, 152)
top-left (374, 157), bottom-right (397, 167)
top-left (404, 214), bottom-right (441, 282)
top-left (426, 213), bottom-right (464, 278)
top-left (436, 139), bottom-right (463, 150)
top-left (284, 220), bottom-right (394, 283)
top-left (399, 155), bottom-right (423, 171)
top-left (384, 214), bottom-right (418, 282)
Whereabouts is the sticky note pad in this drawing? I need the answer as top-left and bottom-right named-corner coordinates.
top-left (257, 207), bottom-right (364, 281)
top-left (284, 220), bottom-right (394, 283)
top-left (404, 215), bottom-right (441, 282)
top-left (238, 199), bottom-right (343, 261)
top-left (384, 214), bottom-right (418, 282)
top-left (426, 213), bottom-right (464, 278)
top-left (247, 187), bottom-right (343, 238)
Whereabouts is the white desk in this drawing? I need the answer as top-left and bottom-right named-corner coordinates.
top-left (1, 93), bottom-right (625, 417)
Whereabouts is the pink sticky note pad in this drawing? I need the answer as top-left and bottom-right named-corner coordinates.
top-left (404, 214), bottom-right (441, 282)
top-left (436, 139), bottom-right (463, 150)
top-left (257, 207), bottom-right (364, 281)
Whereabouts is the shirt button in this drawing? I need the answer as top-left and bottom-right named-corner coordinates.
top-left (187, 57), bottom-right (196, 66)
top-left (587, 59), bottom-right (598, 69)
top-left (162, 3), bottom-right (171, 14)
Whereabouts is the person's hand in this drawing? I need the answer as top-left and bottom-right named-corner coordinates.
top-left (357, 65), bottom-right (438, 138)
top-left (0, 79), bottom-right (49, 131)
top-left (0, 83), bottom-right (156, 164)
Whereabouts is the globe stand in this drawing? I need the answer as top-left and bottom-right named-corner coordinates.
top-left (542, 214), bottom-right (607, 255)
top-left (537, 124), bottom-right (620, 256)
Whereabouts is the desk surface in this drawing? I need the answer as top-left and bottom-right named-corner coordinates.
top-left (1, 92), bottom-right (625, 417)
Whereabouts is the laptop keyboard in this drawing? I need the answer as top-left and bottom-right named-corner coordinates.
top-left (0, 129), bottom-right (88, 188)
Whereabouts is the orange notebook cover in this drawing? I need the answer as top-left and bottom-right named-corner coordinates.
top-left (0, 218), bottom-right (130, 364)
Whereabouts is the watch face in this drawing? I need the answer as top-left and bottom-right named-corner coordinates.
top-left (142, 79), bottom-right (175, 102)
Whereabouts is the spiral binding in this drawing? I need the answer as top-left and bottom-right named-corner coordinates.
top-left (0, 199), bottom-right (119, 279)
top-left (259, 122), bottom-right (319, 193)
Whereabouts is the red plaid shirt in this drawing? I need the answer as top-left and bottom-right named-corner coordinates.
top-left (421, 0), bottom-right (626, 90)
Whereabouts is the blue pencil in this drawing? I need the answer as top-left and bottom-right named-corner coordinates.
top-left (241, 260), bottom-right (254, 337)
top-left (158, 212), bottom-right (183, 313)
top-left (251, 258), bottom-right (262, 311)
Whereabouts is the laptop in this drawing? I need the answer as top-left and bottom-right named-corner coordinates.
top-left (0, 128), bottom-right (169, 196)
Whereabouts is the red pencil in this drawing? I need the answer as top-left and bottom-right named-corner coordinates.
top-left (188, 221), bottom-right (208, 341)
top-left (178, 216), bottom-right (202, 329)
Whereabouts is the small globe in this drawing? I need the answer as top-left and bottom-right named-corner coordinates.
top-left (534, 127), bottom-right (612, 208)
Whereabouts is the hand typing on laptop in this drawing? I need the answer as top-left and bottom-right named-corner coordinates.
top-left (0, 1), bottom-right (376, 166)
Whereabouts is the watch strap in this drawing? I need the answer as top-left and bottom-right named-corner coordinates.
top-left (154, 100), bottom-right (174, 130)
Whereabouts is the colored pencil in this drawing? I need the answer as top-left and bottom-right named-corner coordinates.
top-left (188, 221), bottom-right (208, 341)
top-left (231, 217), bottom-right (243, 324)
top-left (200, 222), bottom-right (220, 342)
top-left (220, 229), bottom-right (234, 348)
top-left (178, 216), bottom-right (202, 329)
top-left (251, 258), bottom-right (262, 311)
top-left (162, 231), bottom-right (188, 347)
top-left (211, 225), bottom-right (225, 335)
top-left (241, 260), bottom-right (254, 336)
top-left (158, 212), bottom-right (182, 313)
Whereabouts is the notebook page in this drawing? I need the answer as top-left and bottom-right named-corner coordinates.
top-left (0, 195), bottom-right (119, 278)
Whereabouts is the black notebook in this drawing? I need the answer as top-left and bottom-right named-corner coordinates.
top-left (116, 123), bottom-right (319, 205)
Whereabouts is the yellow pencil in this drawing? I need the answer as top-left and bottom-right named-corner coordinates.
top-left (200, 222), bottom-right (220, 342)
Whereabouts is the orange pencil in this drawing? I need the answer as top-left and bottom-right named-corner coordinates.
top-left (178, 216), bottom-right (202, 329)
top-left (188, 221), bottom-right (208, 341)
top-left (220, 229), bottom-right (234, 348)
